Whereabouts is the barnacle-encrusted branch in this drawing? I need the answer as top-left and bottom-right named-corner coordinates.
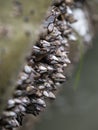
top-left (0, 0), bottom-right (77, 129)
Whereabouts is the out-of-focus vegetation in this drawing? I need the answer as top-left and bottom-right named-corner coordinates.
top-left (0, 0), bottom-right (50, 112)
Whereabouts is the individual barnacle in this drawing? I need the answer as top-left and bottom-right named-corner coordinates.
top-left (12, 105), bottom-right (26, 114)
top-left (36, 99), bottom-right (46, 108)
top-left (19, 72), bottom-right (29, 81)
top-left (43, 91), bottom-right (49, 97)
top-left (37, 63), bottom-right (47, 73)
top-left (48, 92), bottom-right (56, 99)
top-left (52, 73), bottom-right (66, 82)
top-left (2, 111), bottom-right (17, 118)
top-left (13, 90), bottom-right (26, 97)
top-left (24, 65), bottom-right (32, 74)
top-left (7, 99), bottom-right (15, 109)
top-left (39, 40), bottom-right (51, 47)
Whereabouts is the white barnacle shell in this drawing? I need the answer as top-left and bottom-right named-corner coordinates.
top-left (26, 85), bottom-right (35, 92)
top-left (56, 73), bottom-right (66, 79)
top-left (57, 67), bottom-right (63, 73)
top-left (38, 85), bottom-right (45, 89)
top-left (43, 91), bottom-right (49, 97)
top-left (50, 55), bottom-right (59, 61)
top-left (21, 97), bottom-right (30, 105)
top-left (36, 106), bottom-right (41, 111)
top-left (20, 72), bottom-right (28, 81)
top-left (44, 82), bottom-right (51, 88)
top-left (51, 27), bottom-right (61, 36)
top-left (3, 111), bottom-right (17, 117)
top-left (33, 45), bottom-right (40, 50)
top-left (8, 118), bottom-right (20, 127)
top-left (39, 65), bottom-right (47, 71)
top-left (63, 63), bottom-right (67, 67)
top-left (53, 73), bottom-right (66, 81)
top-left (16, 79), bottom-right (23, 85)
top-left (55, 82), bottom-right (61, 86)
top-left (18, 105), bottom-right (26, 112)
top-left (49, 92), bottom-right (56, 99)
top-left (62, 52), bottom-right (67, 57)
top-left (48, 23), bottom-right (54, 32)
top-left (36, 99), bottom-right (46, 107)
top-left (24, 65), bottom-right (32, 73)
top-left (61, 38), bottom-right (68, 45)
top-left (68, 33), bottom-right (77, 41)
top-left (64, 57), bottom-right (71, 63)
top-left (7, 99), bottom-right (15, 108)
top-left (66, 6), bottom-right (73, 15)
top-left (40, 40), bottom-right (51, 47)
top-left (14, 98), bottom-right (22, 104)
top-left (47, 66), bottom-right (54, 71)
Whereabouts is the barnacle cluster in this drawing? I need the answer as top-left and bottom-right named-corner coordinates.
top-left (0, 0), bottom-right (77, 129)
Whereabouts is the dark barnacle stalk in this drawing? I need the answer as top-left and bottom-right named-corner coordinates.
top-left (0, 0), bottom-right (77, 129)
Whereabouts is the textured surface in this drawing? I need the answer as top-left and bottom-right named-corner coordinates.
top-left (0, 0), bottom-right (77, 129)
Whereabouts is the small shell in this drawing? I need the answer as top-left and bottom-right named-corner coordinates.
top-left (63, 63), bottom-right (67, 67)
top-left (66, 6), bottom-right (73, 15)
top-left (64, 58), bottom-right (71, 63)
top-left (44, 82), bottom-right (51, 88)
top-left (19, 72), bottom-right (28, 81)
top-left (14, 105), bottom-right (26, 113)
top-left (3, 111), bottom-right (17, 118)
top-left (16, 79), bottom-right (23, 85)
top-left (24, 65), bottom-right (32, 73)
top-left (57, 67), bottom-right (63, 73)
top-left (36, 90), bottom-right (42, 97)
top-left (68, 34), bottom-right (77, 41)
top-left (38, 85), bottom-right (45, 90)
top-left (32, 45), bottom-right (41, 54)
top-left (36, 99), bottom-right (46, 107)
top-left (26, 85), bottom-right (34, 92)
top-left (7, 118), bottom-right (19, 128)
top-left (49, 92), bottom-right (56, 99)
top-left (21, 97), bottom-right (30, 105)
top-left (43, 91), bottom-right (49, 97)
top-left (14, 98), bottom-right (22, 104)
top-left (46, 15), bottom-right (55, 24)
top-left (32, 45), bottom-right (40, 50)
top-left (38, 65), bottom-right (47, 72)
top-left (47, 66), bottom-right (54, 71)
top-left (62, 52), bottom-right (67, 57)
top-left (55, 82), bottom-right (61, 86)
top-left (40, 40), bottom-right (50, 47)
top-left (61, 39), bottom-right (68, 45)
top-left (53, 73), bottom-right (66, 81)
top-left (36, 106), bottom-right (42, 111)
top-left (50, 55), bottom-right (59, 61)
top-left (53, 40), bottom-right (61, 46)
top-left (51, 27), bottom-right (61, 37)
top-left (48, 23), bottom-right (54, 32)
top-left (7, 99), bottom-right (15, 108)
top-left (56, 73), bottom-right (65, 79)
top-left (14, 90), bottom-right (24, 97)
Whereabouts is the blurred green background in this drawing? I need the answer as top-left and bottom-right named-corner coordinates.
top-left (0, 0), bottom-right (98, 130)
top-left (0, 0), bottom-right (50, 111)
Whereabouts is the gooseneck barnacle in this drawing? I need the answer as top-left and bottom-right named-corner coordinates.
top-left (0, 0), bottom-right (77, 129)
